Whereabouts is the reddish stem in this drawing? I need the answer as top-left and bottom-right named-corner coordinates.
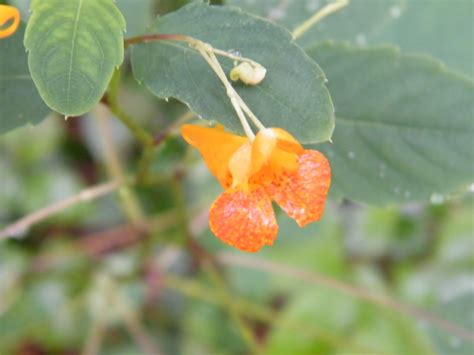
top-left (124, 33), bottom-right (191, 47)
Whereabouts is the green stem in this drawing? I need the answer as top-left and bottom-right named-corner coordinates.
top-left (292, 0), bottom-right (349, 39)
top-left (94, 104), bottom-right (146, 228)
top-left (136, 145), bottom-right (155, 185)
top-left (163, 273), bottom-right (385, 354)
top-left (107, 68), bottom-right (154, 148)
top-left (204, 260), bottom-right (263, 354)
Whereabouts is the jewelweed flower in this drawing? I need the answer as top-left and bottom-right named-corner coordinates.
top-left (181, 124), bottom-right (331, 252)
top-left (0, 5), bottom-right (20, 39)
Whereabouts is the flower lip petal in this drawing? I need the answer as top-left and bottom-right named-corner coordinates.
top-left (209, 188), bottom-right (278, 252)
top-left (270, 149), bottom-right (331, 227)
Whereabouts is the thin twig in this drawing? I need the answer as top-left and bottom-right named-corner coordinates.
top-left (82, 316), bottom-right (107, 355)
top-left (0, 181), bottom-right (120, 241)
top-left (124, 33), bottom-right (190, 48)
top-left (121, 307), bottom-right (162, 355)
top-left (124, 33), bottom-right (266, 136)
top-left (94, 104), bottom-right (146, 228)
top-left (107, 68), bottom-right (154, 147)
top-left (197, 46), bottom-right (256, 140)
top-left (218, 253), bottom-right (474, 343)
top-left (293, 0), bottom-right (349, 39)
top-left (162, 273), bottom-right (385, 354)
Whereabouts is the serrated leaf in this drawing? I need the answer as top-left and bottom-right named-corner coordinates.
top-left (24, 0), bottom-right (125, 116)
top-left (0, 24), bottom-right (49, 134)
top-left (307, 43), bottom-right (474, 205)
top-left (369, 0), bottom-right (474, 78)
top-left (227, 0), bottom-right (473, 78)
top-left (131, 2), bottom-right (334, 144)
top-left (226, 0), bottom-right (404, 47)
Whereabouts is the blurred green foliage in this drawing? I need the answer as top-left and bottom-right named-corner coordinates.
top-left (1, 0), bottom-right (473, 354)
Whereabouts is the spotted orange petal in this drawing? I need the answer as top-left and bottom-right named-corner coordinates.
top-left (181, 124), bottom-right (247, 187)
top-left (270, 150), bottom-right (331, 227)
top-left (0, 5), bottom-right (20, 39)
top-left (209, 188), bottom-right (277, 252)
top-left (251, 128), bottom-right (303, 176)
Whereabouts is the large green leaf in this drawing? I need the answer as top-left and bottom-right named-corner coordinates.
top-left (24, 0), bottom-right (125, 116)
top-left (307, 43), bottom-right (474, 205)
top-left (227, 0), bottom-right (473, 78)
top-left (131, 2), bottom-right (334, 144)
top-left (369, 0), bottom-right (474, 78)
top-left (226, 0), bottom-right (404, 47)
top-left (0, 24), bottom-right (49, 134)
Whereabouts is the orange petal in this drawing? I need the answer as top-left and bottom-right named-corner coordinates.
top-left (181, 124), bottom-right (247, 187)
top-left (270, 150), bottom-right (331, 227)
top-left (0, 5), bottom-right (20, 39)
top-left (209, 188), bottom-right (277, 252)
top-left (228, 142), bottom-right (253, 188)
top-left (251, 128), bottom-right (303, 175)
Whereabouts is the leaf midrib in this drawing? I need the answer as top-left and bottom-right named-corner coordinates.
top-left (66, 0), bottom-right (84, 111)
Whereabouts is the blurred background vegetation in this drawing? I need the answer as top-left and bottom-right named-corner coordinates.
top-left (1, 0), bottom-right (473, 354)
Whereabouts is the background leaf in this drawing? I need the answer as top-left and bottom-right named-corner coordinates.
top-left (24, 0), bottom-right (125, 116)
top-left (0, 24), bottom-right (49, 134)
top-left (115, 0), bottom-right (153, 37)
top-left (227, 0), bottom-right (473, 78)
top-left (307, 42), bottom-right (474, 205)
top-left (131, 2), bottom-right (334, 144)
top-left (226, 0), bottom-right (404, 47)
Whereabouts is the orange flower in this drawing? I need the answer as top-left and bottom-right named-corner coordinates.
top-left (181, 124), bottom-right (331, 252)
top-left (0, 5), bottom-right (20, 39)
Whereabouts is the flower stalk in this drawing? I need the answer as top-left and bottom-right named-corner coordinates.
top-left (124, 33), bottom-right (267, 140)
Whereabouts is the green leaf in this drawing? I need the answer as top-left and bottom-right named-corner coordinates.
top-left (265, 288), bottom-right (358, 354)
top-left (0, 24), bottom-right (49, 134)
top-left (307, 42), bottom-right (474, 205)
top-left (226, 0), bottom-right (404, 47)
top-left (368, 0), bottom-right (474, 78)
top-left (227, 0), bottom-right (473, 78)
top-left (426, 285), bottom-right (474, 355)
top-left (131, 2), bottom-right (334, 144)
top-left (24, 0), bottom-right (125, 116)
top-left (116, 0), bottom-right (153, 37)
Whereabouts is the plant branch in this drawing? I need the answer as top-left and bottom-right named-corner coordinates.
top-left (121, 305), bottom-right (162, 355)
top-left (136, 110), bottom-right (195, 185)
top-left (293, 0), bottom-right (349, 39)
top-left (218, 253), bottom-right (474, 343)
top-left (0, 181), bottom-right (120, 241)
top-left (82, 315), bottom-right (107, 355)
top-left (162, 273), bottom-right (384, 354)
top-left (94, 104), bottom-right (146, 228)
top-left (107, 69), bottom-right (154, 147)
top-left (124, 33), bottom-right (266, 137)
top-left (124, 33), bottom-right (191, 48)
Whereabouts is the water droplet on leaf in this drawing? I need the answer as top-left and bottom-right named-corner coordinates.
top-left (389, 6), bottom-right (401, 18)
